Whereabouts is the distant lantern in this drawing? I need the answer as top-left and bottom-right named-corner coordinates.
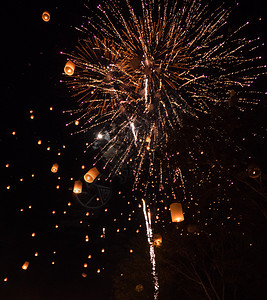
top-left (247, 164), bottom-right (261, 179)
top-left (135, 284), bottom-right (144, 293)
top-left (73, 180), bottom-right (82, 194)
top-left (170, 202), bottom-right (184, 222)
top-left (51, 163), bottom-right (59, 173)
top-left (42, 11), bottom-right (50, 22)
top-left (64, 60), bottom-right (75, 76)
top-left (146, 136), bottom-right (151, 143)
top-left (84, 167), bottom-right (100, 183)
top-left (22, 261), bottom-right (29, 270)
top-left (153, 234), bottom-right (162, 247)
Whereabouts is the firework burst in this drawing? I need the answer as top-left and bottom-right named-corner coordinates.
top-left (62, 0), bottom-right (266, 223)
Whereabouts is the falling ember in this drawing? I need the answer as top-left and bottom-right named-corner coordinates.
top-left (142, 200), bottom-right (159, 299)
top-left (73, 180), bottom-right (82, 194)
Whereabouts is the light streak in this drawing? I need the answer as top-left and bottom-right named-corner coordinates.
top-left (142, 199), bottom-right (159, 299)
top-left (130, 122), bottom-right (138, 145)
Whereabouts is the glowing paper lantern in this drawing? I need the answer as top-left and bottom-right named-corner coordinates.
top-left (51, 163), bottom-right (59, 173)
top-left (84, 167), bottom-right (100, 183)
top-left (73, 180), bottom-right (82, 194)
top-left (247, 164), bottom-right (261, 179)
top-left (64, 60), bottom-right (75, 76)
top-left (170, 202), bottom-right (184, 222)
top-left (153, 234), bottom-right (162, 247)
top-left (22, 261), bottom-right (29, 270)
top-left (42, 11), bottom-right (50, 22)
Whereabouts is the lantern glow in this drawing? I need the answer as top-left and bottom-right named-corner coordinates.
top-left (73, 180), bottom-right (82, 194)
top-left (42, 11), bottom-right (50, 22)
top-left (170, 203), bottom-right (184, 222)
top-left (84, 167), bottom-right (100, 183)
top-left (64, 60), bottom-right (75, 76)
top-left (247, 165), bottom-right (261, 179)
top-left (153, 234), bottom-right (162, 247)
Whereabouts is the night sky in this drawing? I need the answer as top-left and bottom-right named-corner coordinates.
top-left (1, 0), bottom-right (267, 299)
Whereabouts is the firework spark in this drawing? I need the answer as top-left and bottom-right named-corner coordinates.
top-left (142, 199), bottom-right (159, 299)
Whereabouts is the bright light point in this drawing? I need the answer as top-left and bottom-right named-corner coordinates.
top-left (97, 133), bottom-right (103, 139)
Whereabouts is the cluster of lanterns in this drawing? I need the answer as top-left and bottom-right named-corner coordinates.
top-left (50, 163), bottom-right (100, 194)
top-left (153, 202), bottom-right (184, 247)
top-left (73, 167), bottom-right (100, 194)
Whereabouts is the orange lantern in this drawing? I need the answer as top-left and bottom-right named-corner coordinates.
top-left (73, 180), bottom-right (82, 194)
top-left (146, 136), bottom-right (151, 143)
top-left (22, 261), bottom-right (29, 270)
top-left (51, 163), bottom-right (59, 173)
top-left (84, 167), bottom-right (100, 183)
top-left (64, 60), bottom-right (75, 76)
top-left (153, 234), bottom-right (162, 247)
top-left (247, 164), bottom-right (261, 179)
top-left (42, 11), bottom-right (50, 22)
top-left (170, 202), bottom-right (184, 222)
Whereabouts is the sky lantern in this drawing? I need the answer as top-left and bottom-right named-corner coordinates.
top-left (51, 163), bottom-right (59, 173)
top-left (84, 167), bottom-right (100, 183)
top-left (153, 234), bottom-right (162, 247)
top-left (170, 202), bottom-right (184, 222)
top-left (64, 60), bottom-right (75, 76)
top-left (247, 164), bottom-right (261, 179)
top-left (73, 180), bottom-right (82, 194)
top-left (135, 284), bottom-right (144, 292)
top-left (22, 261), bottom-right (29, 270)
top-left (42, 11), bottom-right (50, 22)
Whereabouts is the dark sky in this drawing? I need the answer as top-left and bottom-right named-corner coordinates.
top-left (0, 0), bottom-right (266, 299)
